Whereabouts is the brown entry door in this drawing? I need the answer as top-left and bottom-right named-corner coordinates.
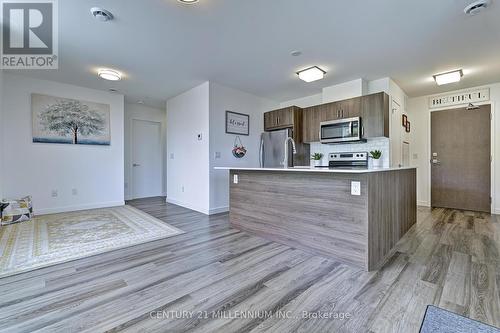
top-left (431, 105), bottom-right (491, 213)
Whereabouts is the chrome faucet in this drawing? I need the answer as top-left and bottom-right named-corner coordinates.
top-left (283, 137), bottom-right (297, 168)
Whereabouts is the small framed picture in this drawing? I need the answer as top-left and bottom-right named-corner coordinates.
top-left (406, 121), bottom-right (411, 133)
top-left (402, 114), bottom-right (408, 127)
top-left (226, 111), bottom-right (249, 136)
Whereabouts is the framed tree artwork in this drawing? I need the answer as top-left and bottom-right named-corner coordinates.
top-left (32, 94), bottom-right (111, 145)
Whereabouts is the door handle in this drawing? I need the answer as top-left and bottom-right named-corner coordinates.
top-left (133, 163), bottom-right (141, 167)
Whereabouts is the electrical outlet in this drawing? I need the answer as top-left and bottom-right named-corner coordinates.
top-left (233, 174), bottom-right (239, 184)
top-left (51, 189), bottom-right (58, 198)
top-left (181, 186), bottom-right (185, 193)
top-left (351, 181), bottom-right (361, 196)
top-left (170, 153), bottom-right (174, 159)
top-left (215, 152), bottom-right (221, 159)
top-left (72, 188), bottom-right (78, 196)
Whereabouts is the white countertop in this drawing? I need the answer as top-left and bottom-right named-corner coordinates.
top-left (214, 166), bottom-right (416, 174)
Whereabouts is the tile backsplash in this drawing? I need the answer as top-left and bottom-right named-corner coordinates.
top-left (309, 138), bottom-right (390, 168)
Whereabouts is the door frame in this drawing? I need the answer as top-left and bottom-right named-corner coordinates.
top-left (130, 118), bottom-right (164, 200)
top-left (427, 101), bottom-right (495, 213)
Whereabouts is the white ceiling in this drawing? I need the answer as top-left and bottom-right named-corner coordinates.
top-left (8, 0), bottom-right (500, 108)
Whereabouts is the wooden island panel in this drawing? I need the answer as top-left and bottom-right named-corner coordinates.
top-left (230, 171), bottom-right (368, 268)
top-left (229, 168), bottom-right (417, 271)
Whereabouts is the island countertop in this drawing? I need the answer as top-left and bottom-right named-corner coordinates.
top-left (214, 166), bottom-right (416, 174)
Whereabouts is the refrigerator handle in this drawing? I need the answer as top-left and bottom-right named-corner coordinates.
top-left (259, 135), bottom-right (264, 167)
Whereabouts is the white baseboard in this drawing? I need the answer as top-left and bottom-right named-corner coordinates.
top-left (209, 206), bottom-right (229, 215)
top-left (35, 201), bottom-right (125, 215)
top-left (417, 201), bottom-right (431, 207)
top-left (166, 198), bottom-right (209, 215)
top-left (493, 208), bottom-right (500, 215)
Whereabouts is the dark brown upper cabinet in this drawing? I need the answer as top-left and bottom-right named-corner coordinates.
top-left (361, 92), bottom-right (389, 138)
top-left (263, 106), bottom-right (303, 142)
top-left (303, 105), bottom-right (322, 143)
top-left (301, 92), bottom-right (389, 143)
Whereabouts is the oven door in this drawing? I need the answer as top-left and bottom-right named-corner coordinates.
top-left (320, 117), bottom-right (361, 143)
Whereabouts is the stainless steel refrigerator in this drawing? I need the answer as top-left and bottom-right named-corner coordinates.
top-left (259, 129), bottom-right (310, 168)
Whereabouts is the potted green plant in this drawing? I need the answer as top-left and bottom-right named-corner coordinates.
top-left (370, 150), bottom-right (382, 168)
top-left (311, 153), bottom-right (324, 167)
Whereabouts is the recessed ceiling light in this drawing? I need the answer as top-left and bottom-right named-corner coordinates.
top-left (433, 69), bottom-right (463, 85)
top-left (178, 0), bottom-right (199, 4)
top-left (98, 68), bottom-right (122, 81)
top-left (290, 50), bottom-right (302, 57)
top-left (137, 100), bottom-right (145, 104)
top-left (297, 66), bottom-right (326, 83)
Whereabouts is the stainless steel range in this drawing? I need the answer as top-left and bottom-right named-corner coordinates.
top-left (327, 152), bottom-right (368, 168)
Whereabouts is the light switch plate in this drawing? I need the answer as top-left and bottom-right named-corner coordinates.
top-left (233, 174), bottom-right (239, 184)
top-left (351, 181), bottom-right (361, 196)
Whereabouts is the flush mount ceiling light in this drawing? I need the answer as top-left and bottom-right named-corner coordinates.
top-left (90, 7), bottom-right (114, 21)
top-left (464, 0), bottom-right (491, 15)
top-left (297, 66), bottom-right (326, 83)
top-left (178, 0), bottom-right (199, 4)
top-left (98, 68), bottom-right (122, 81)
top-left (433, 69), bottom-right (463, 85)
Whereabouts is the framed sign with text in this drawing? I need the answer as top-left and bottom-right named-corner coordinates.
top-left (226, 111), bottom-right (249, 136)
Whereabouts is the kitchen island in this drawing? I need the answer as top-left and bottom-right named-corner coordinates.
top-left (215, 166), bottom-right (417, 271)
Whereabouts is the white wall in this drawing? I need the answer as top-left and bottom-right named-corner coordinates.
top-left (279, 93), bottom-right (322, 108)
top-left (322, 78), bottom-right (367, 103)
top-left (2, 74), bottom-right (125, 214)
top-left (209, 82), bottom-right (277, 214)
top-left (124, 103), bottom-right (167, 200)
top-left (166, 82), bottom-right (210, 214)
top-left (0, 70), bottom-right (4, 199)
top-left (407, 82), bottom-right (500, 212)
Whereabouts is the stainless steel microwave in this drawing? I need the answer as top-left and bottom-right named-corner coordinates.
top-left (319, 117), bottom-right (363, 144)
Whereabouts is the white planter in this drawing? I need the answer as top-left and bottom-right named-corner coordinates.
top-left (312, 159), bottom-right (322, 167)
top-left (371, 158), bottom-right (382, 168)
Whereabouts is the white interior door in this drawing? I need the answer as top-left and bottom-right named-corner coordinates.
top-left (132, 119), bottom-right (162, 199)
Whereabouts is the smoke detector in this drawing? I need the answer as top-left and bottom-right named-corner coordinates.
top-left (464, 0), bottom-right (491, 15)
top-left (90, 7), bottom-right (114, 22)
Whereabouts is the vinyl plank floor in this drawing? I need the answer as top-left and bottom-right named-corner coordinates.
top-left (0, 197), bottom-right (499, 333)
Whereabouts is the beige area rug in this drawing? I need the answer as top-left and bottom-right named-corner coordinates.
top-left (0, 205), bottom-right (184, 278)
